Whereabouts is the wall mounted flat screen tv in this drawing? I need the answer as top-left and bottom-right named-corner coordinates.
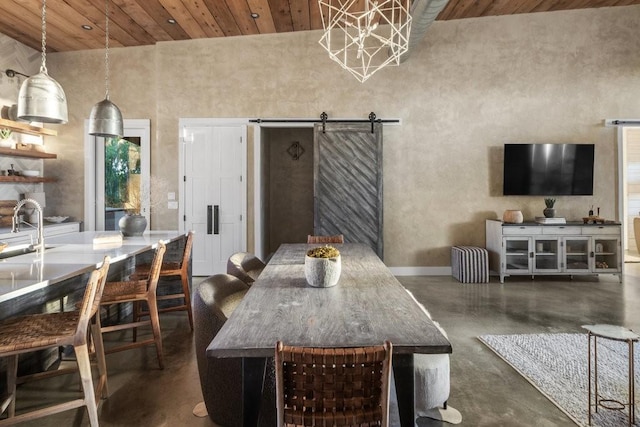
top-left (503, 143), bottom-right (594, 196)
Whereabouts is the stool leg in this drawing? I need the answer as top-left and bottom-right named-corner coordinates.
top-left (588, 333), bottom-right (592, 425)
top-left (6, 355), bottom-right (17, 417)
top-left (629, 339), bottom-right (634, 426)
top-left (594, 337), bottom-right (599, 414)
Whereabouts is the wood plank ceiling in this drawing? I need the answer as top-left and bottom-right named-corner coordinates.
top-left (0, 0), bottom-right (638, 53)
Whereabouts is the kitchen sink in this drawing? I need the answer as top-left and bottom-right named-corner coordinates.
top-left (0, 244), bottom-right (53, 260)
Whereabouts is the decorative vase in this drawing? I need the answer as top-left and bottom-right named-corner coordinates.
top-left (304, 254), bottom-right (341, 288)
top-left (118, 214), bottom-right (147, 237)
top-left (543, 208), bottom-right (556, 218)
top-left (503, 210), bottom-right (523, 224)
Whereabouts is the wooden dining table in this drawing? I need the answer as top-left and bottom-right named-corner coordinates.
top-left (207, 243), bottom-right (452, 426)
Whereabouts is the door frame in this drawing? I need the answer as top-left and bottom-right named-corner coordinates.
top-left (83, 119), bottom-right (150, 231)
top-left (615, 121), bottom-right (640, 255)
top-left (178, 118), bottom-right (248, 252)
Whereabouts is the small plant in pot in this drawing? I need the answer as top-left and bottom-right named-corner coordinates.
top-left (305, 245), bottom-right (341, 288)
top-left (543, 198), bottom-right (556, 218)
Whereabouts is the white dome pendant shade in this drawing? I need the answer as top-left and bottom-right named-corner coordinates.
top-left (89, 0), bottom-right (123, 138)
top-left (17, 0), bottom-right (68, 124)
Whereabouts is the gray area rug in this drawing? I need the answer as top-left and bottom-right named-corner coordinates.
top-left (479, 333), bottom-right (639, 427)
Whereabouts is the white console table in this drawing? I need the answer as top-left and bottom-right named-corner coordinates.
top-left (485, 219), bottom-right (622, 283)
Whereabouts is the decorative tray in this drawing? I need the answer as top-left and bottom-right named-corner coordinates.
top-left (44, 216), bottom-right (68, 223)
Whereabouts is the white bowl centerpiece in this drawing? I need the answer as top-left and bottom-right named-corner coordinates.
top-left (304, 245), bottom-right (341, 288)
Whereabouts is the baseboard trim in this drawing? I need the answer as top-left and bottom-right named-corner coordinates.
top-left (389, 266), bottom-right (452, 276)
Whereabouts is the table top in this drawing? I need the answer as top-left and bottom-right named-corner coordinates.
top-left (0, 230), bottom-right (185, 304)
top-left (582, 324), bottom-right (640, 341)
top-left (207, 243), bottom-right (452, 358)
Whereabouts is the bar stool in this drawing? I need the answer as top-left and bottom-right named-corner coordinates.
top-left (133, 231), bottom-right (194, 330)
top-left (0, 257), bottom-right (111, 426)
top-left (100, 241), bottom-right (166, 369)
top-left (582, 324), bottom-right (640, 426)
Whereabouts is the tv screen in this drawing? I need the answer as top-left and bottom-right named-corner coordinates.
top-left (503, 143), bottom-right (594, 196)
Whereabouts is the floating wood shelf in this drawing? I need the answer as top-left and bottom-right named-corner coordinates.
top-left (0, 118), bottom-right (57, 137)
top-left (0, 147), bottom-right (56, 159)
top-left (0, 176), bottom-right (56, 184)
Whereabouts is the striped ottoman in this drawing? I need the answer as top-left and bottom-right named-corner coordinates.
top-left (451, 246), bottom-right (489, 283)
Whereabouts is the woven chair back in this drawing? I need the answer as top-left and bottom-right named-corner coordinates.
top-left (275, 341), bottom-right (392, 427)
top-left (76, 256), bottom-right (110, 340)
top-left (146, 241), bottom-right (167, 293)
top-left (307, 234), bottom-right (344, 244)
top-left (179, 231), bottom-right (194, 269)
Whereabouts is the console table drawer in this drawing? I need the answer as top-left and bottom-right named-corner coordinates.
top-left (503, 226), bottom-right (542, 235)
top-left (542, 226), bottom-right (582, 235)
top-left (588, 226), bottom-right (621, 235)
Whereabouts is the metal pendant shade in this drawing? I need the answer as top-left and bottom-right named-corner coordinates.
top-left (89, 0), bottom-right (123, 138)
top-left (89, 98), bottom-right (123, 137)
top-left (17, 0), bottom-right (68, 124)
top-left (18, 71), bottom-right (68, 123)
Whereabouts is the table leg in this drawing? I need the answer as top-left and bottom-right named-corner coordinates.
top-left (242, 357), bottom-right (266, 427)
top-left (393, 353), bottom-right (415, 427)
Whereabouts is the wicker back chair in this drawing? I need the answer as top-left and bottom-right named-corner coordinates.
top-left (100, 241), bottom-right (167, 368)
top-left (226, 252), bottom-right (266, 285)
top-left (307, 234), bottom-right (344, 244)
top-left (133, 231), bottom-right (195, 330)
top-left (275, 341), bottom-right (392, 427)
top-left (0, 257), bottom-right (111, 427)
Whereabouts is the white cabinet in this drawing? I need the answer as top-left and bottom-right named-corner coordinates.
top-left (486, 220), bottom-right (621, 283)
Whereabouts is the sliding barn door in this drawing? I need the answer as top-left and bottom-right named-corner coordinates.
top-left (313, 123), bottom-right (383, 258)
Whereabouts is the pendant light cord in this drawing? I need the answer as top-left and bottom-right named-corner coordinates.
top-left (40, 0), bottom-right (47, 74)
top-left (104, 0), bottom-right (111, 100)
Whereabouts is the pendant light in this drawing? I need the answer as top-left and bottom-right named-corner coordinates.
top-left (89, 0), bottom-right (123, 137)
top-left (17, 0), bottom-right (68, 124)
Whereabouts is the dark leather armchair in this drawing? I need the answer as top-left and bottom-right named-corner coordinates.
top-left (226, 252), bottom-right (266, 285)
top-left (193, 274), bottom-right (250, 427)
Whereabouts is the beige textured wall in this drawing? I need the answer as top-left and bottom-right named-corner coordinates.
top-left (40, 6), bottom-right (640, 267)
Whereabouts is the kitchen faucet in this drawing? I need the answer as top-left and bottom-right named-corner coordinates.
top-left (12, 198), bottom-right (45, 253)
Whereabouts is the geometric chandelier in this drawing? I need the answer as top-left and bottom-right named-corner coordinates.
top-left (318, 0), bottom-right (412, 83)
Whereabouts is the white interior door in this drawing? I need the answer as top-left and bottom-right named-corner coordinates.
top-left (181, 120), bottom-right (246, 276)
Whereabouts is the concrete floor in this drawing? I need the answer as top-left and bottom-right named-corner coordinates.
top-left (8, 264), bottom-right (640, 426)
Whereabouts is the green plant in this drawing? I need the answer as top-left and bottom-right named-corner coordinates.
top-left (0, 128), bottom-right (12, 139)
top-left (544, 198), bottom-right (556, 208)
top-left (307, 246), bottom-right (340, 258)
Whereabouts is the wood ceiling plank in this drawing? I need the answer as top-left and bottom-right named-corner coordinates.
top-left (113, 0), bottom-right (173, 42)
top-left (0, 1), bottom-right (84, 52)
top-left (61, 0), bottom-right (142, 48)
top-left (29, 0), bottom-right (105, 49)
top-left (0, 22), bottom-right (41, 51)
top-left (181, 0), bottom-right (225, 38)
top-left (290, 0), bottom-right (311, 31)
top-left (202, 0), bottom-right (241, 37)
top-left (131, 0), bottom-right (191, 41)
top-left (225, 0), bottom-right (261, 35)
top-left (157, 0), bottom-right (209, 38)
top-left (529, 0), bottom-right (565, 12)
top-left (106, 1), bottom-right (158, 45)
top-left (308, 0), bottom-right (323, 30)
top-left (247, 0), bottom-right (277, 33)
top-left (268, 0), bottom-right (294, 32)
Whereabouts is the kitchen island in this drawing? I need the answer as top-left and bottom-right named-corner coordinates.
top-left (0, 230), bottom-right (188, 320)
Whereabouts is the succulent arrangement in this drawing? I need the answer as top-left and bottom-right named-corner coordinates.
top-left (544, 198), bottom-right (556, 208)
top-left (307, 245), bottom-right (340, 258)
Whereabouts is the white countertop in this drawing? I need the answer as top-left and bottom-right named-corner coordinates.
top-left (0, 230), bottom-right (185, 304)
